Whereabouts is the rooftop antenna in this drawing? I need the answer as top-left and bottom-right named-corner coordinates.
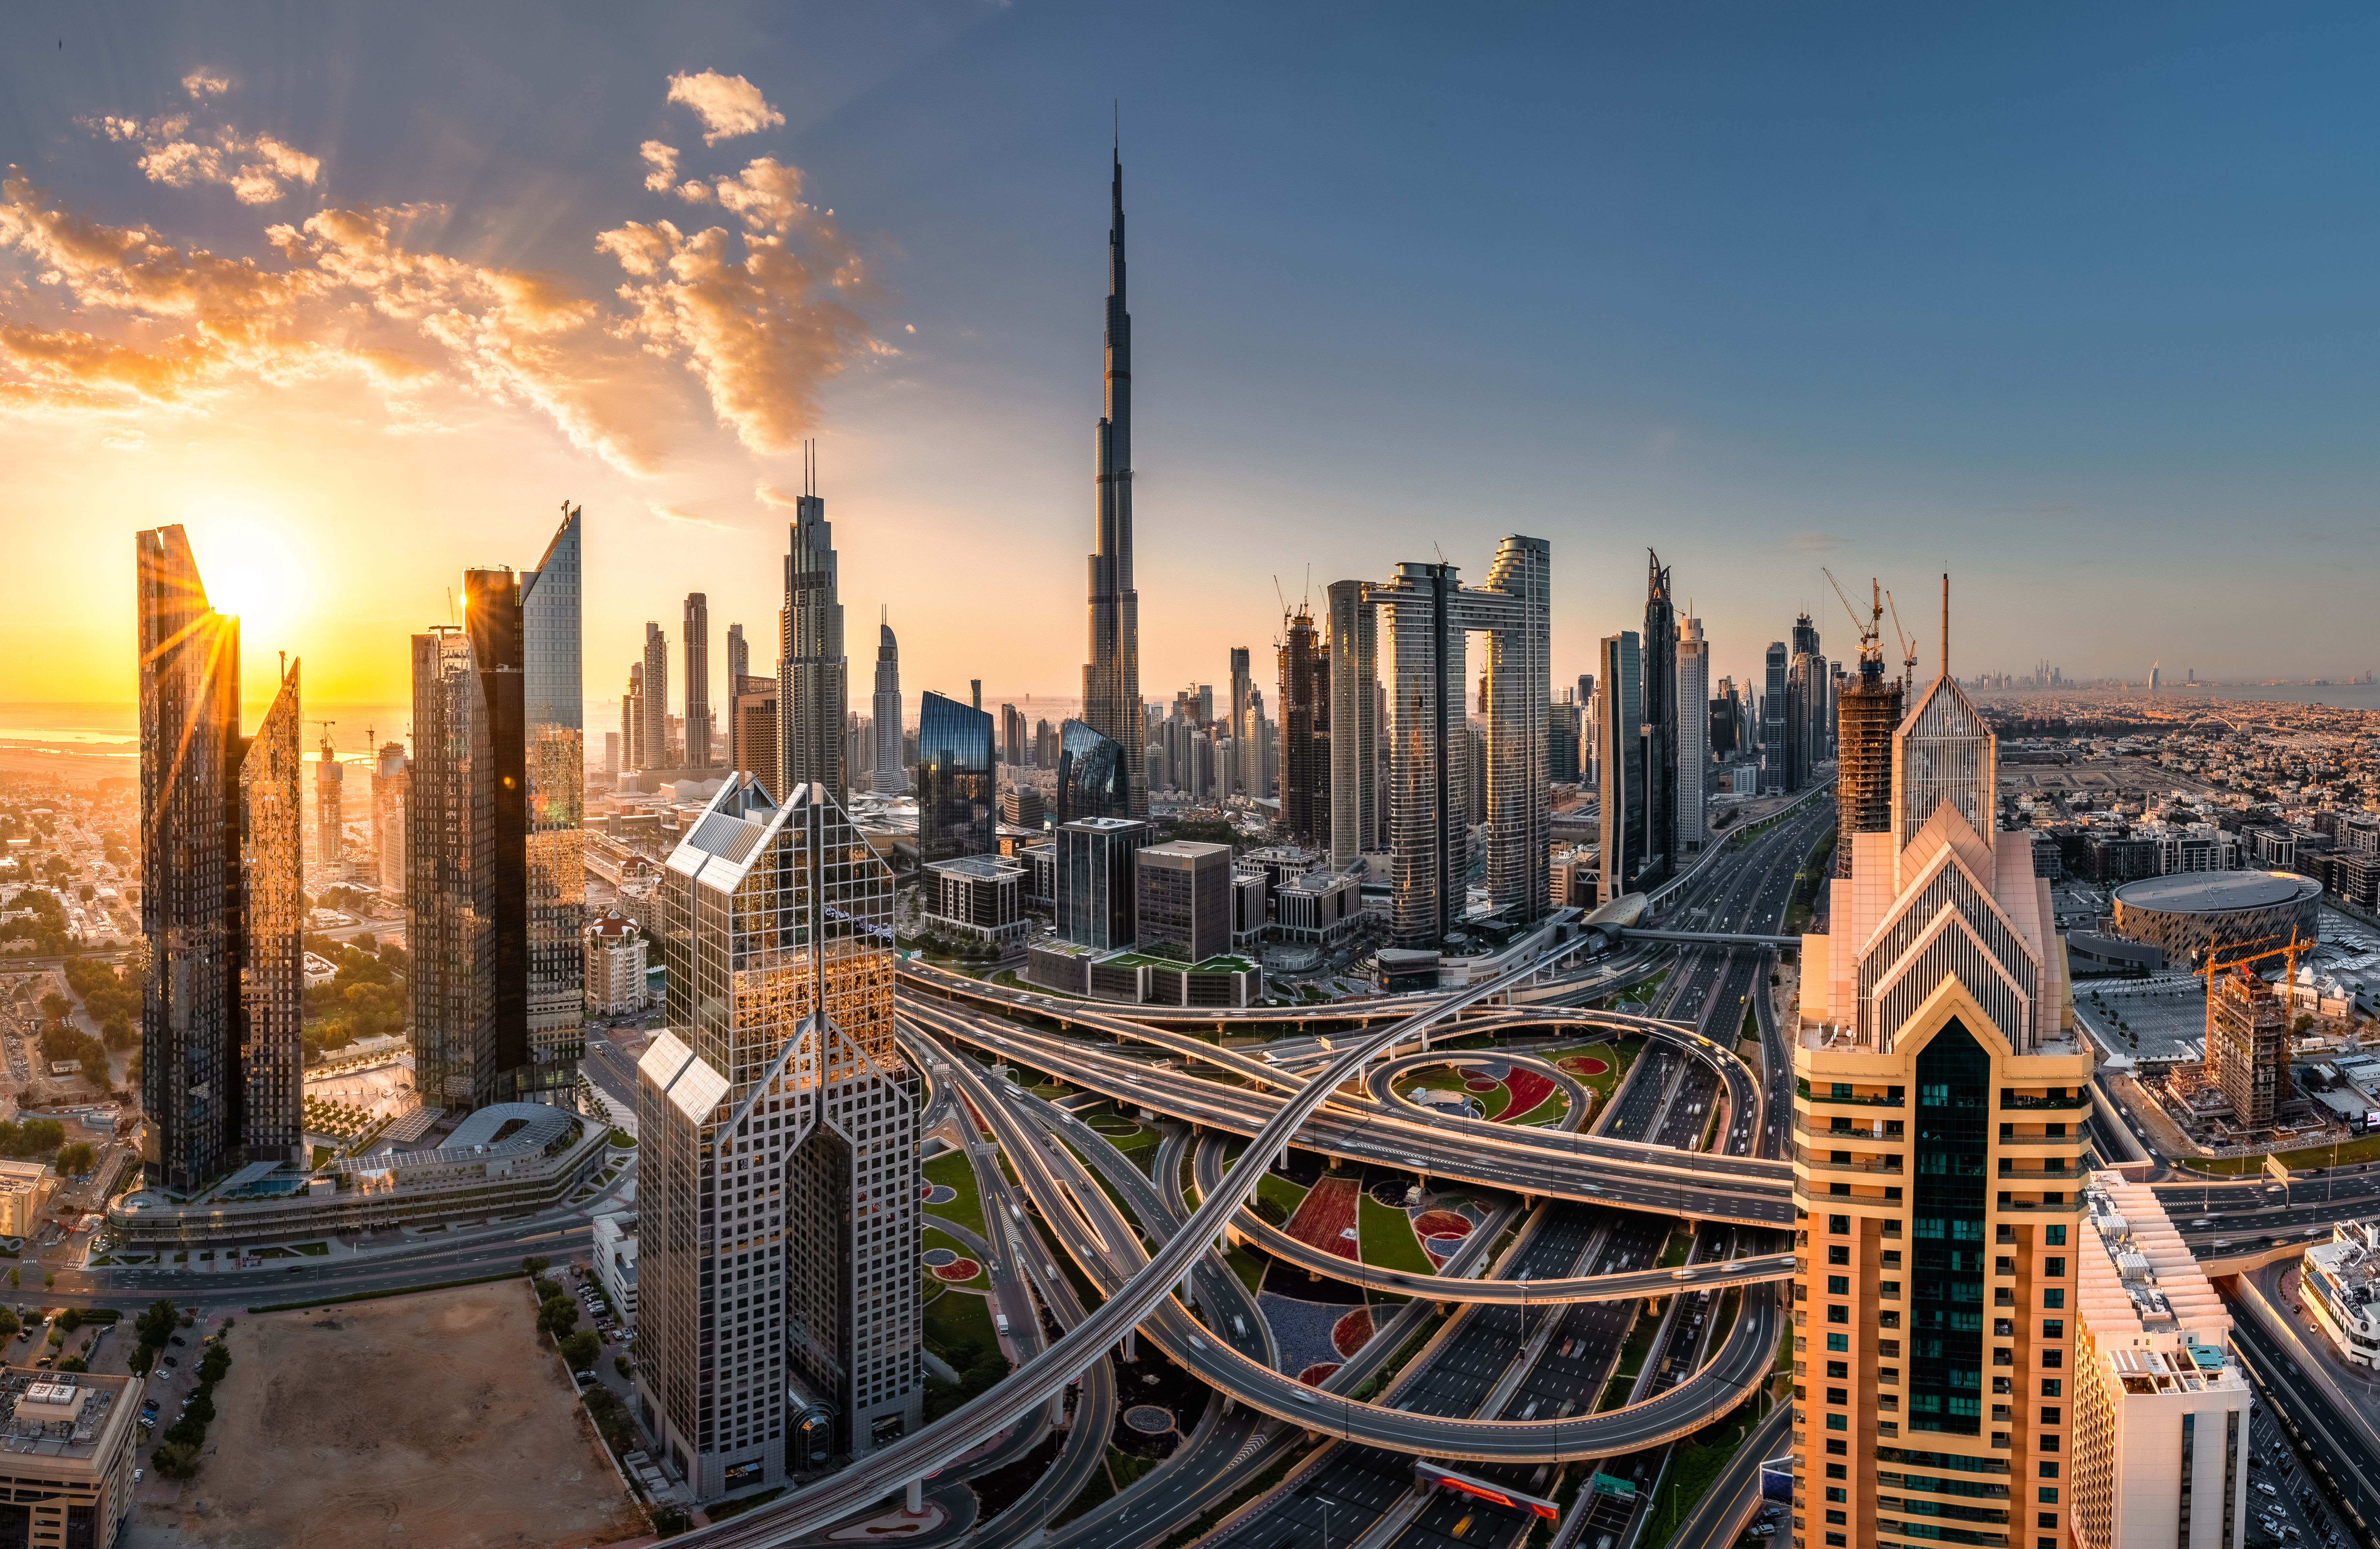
top-left (1884, 588), bottom-right (1918, 694)
top-left (1940, 572), bottom-right (1950, 679)
top-left (278, 650), bottom-right (287, 683)
top-left (445, 586), bottom-right (455, 625)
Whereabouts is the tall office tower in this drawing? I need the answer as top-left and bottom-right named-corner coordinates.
top-left (1034, 718), bottom-right (1059, 769)
top-left (634, 776), bottom-right (920, 1494)
top-left (778, 469), bottom-right (848, 804)
top-left (1277, 603), bottom-right (1330, 846)
top-left (1710, 677), bottom-right (1739, 761)
top-left (1639, 553), bottom-right (1677, 886)
top-left (1828, 661), bottom-right (1846, 761)
top-left (1000, 704), bottom-right (1027, 768)
top-left (643, 623), bottom-right (670, 774)
top-left (870, 613), bottom-right (904, 794)
top-left (1369, 537), bottom-right (1550, 945)
top-left (375, 741), bottom-right (410, 902)
top-left (1462, 722), bottom-right (1487, 827)
top-left (734, 677), bottom-right (781, 811)
top-left (1057, 816), bottom-right (1150, 948)
top-left (1546, 695), bottom-right (1582, 785)
top-left (1135, 840), bottom-right (1232, 962)
top-left (1081, 151), bottom-right (1145, 818)
top-left (1227, 648), bottom-right (1253, 795)
top-left (604, 733), bottom-right (620, 779)
top-left (2069, 1174), bottom-right (2251, 1549)
top-left (727, 623), bottom-right (748, 699)
top-left (845, 712), bottom-right (871, 782)
top-left (136, 527), bottom-right (307, 1188)
top-left (916, 691), bottom-right (995, 866)
top-left (1577, 672), bottom-right (1597, 788)
top-left (1791, 609), bottom-right (1819, 660)
top-left (1762, 641), bottom-right (1789, 794)
top-left (312, 726), bottom-right (344, 870)
top-left (1055, 718), bottom-right (1130, 828)
top-left (1836, 637), bottom-right (1904, 878)
top-left (1785, 649), bottom-right (1819, 793)
top-left (1794, 590), bottom-right (2084, 1549)
top-left (410, 509), bottom-right (583, 1113)
top-left (1596, 631), bottom-right (1644, 906)
top-left (624, 664), bottom-right (645, 772)
top-left (970, 680), bottom-right (982, 714)
top-left (1675, 615), bottom-right (1708, 853)
top-left (1324, 580), bottom-right (1379, 869)
top-left (683, 593), bottom-right (713, 770)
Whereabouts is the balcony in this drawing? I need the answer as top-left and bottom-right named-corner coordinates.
top-left (1998, 1160), bottom-right (2086, 1180)
top-left (2000, 1089), bottom-right (2091, 1110)
top-left (1797, 1150), bottom-right (1906, 1176)
top-left (1796, 1115), bottom-right (1906, 1144)
top-left (1995, 1128), bottom-right (2075, 1148)
top-left (1799, 1078), bottom-right (1905, 1107)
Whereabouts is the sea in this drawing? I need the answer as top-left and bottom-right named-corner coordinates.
top-left (0, 701), bottom-right (416, 759)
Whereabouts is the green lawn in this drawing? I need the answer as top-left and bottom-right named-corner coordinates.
top-left (1601, 1311), bottom-right (1661, 1410)
top-left (923, 1283), bottom-right (999, 1362)
top-left (1226, 1244), bottom-right (1266, 1297)
top-left (1255, 1170), bottom-right (1309, 1218)
top-left (1542, 1041), bottom-right (1631, 1107)
top-left (1655, 1230), bottom-right (1694, 1269)
top-left (923, 1150), bottom-right (987, 1238)
top-left (922, 1227), bottom-right (987, 1289)
top-left (1641, 1414), bottom-right (1759, 1546)
top-left (1506, 1088), bottom-right (1569, 1127)
top-left (1359, 1191), bottom-right (1435, 1275)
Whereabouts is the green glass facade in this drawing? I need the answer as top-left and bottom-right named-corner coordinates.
top-left (1910, 1019), bottom-right (1990, 1434)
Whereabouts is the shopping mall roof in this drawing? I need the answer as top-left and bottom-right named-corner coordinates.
top-left (2111, 870), bottom-right (2323, 915)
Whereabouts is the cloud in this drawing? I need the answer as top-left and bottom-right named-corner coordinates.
top-left (181, 71), bottom-right (233, 99)
top-left (1790, 532), bottom-right (1853, 553)
top-left (647, 501), bottom-right (732, 529)
top-left (639, 141), bottom-right (679, 193)
top-left (666, 70), bottom-right (786, 145)
top-left (92, 114), bottom-right (321, 204)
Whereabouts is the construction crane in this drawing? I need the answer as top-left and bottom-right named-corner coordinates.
top-left (312, 720), bottom-right (337, 759)
top-left (1822, 568), bottom-right (1884, 666)
top-left (2197, 927), bottom-right (2308, 1069)
top-left (1883, 589), bottom-right (1918, 694)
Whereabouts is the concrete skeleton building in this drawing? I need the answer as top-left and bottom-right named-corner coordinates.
top-left (1792, 605), bottom-right (2090, 1549)
top-left (2069, 1173), bottom-right (2250, 1549)
top-left (136, 524), bottom-right (307, 1188)
top-left (635, 776), bottom-right (919, 1497)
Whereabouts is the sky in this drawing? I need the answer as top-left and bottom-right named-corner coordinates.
top-left (3, 3), bottom-right (2377, 733)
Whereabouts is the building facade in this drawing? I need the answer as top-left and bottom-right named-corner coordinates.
top-left (684, 592), bottom-right (713, 771)
top-left (1054, 718), bottom-right (1130, 828)
top-left (634, 776), bottom-right (919, 1497)
top-left (921, 855), bottom-right (1028, 946)
top-left (1135, 841), bottom-right (1232, 964)
top-left (1598, 630), bottom-right (1645, 906)
top-left (137, 525), bottom-right (306, 1191)
top-left (1641, 553), bottom-right (1678, 880)
top-left (1057, 816), bottom-right (1149, 950)
top-left (0, 1367), bottom-right (143, 1549)
top-left (1792, 647), bottom-right (2089, 1549)
top-left (643, 622), bottom-right (671, 772)
top-left (869, 616), bottom-right (903, 794)
top-left (915, 692), bottom-right (995, 867)
top-left (1277, 603), bottom-right (1330, 847)
top-left (1675, 613), bottom-right (1708, 855)
top-left (585, 911), bottom-right (649, 1017)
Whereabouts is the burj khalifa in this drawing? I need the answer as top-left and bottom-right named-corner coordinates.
top-left (1081, 151), bottom-right (1146, 817)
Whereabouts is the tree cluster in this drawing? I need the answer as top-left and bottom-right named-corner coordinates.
top-left (303, 936), bottom-right (409, 1059)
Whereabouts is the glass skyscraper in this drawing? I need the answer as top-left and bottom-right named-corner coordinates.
top-left (409, 506), bottom-right (583, 1112)
top-left (136, 525), bottom-right (305, 1190)
top-left (634, 775), bottom-right (918, 1496)
top-left (1597, 630), bottom-right (1644, 906)
top-left (1054, 718), bottom-right (1130, 828)
top-left (778, 467), bottom-right (848, 804)
top-left (915, 691), bottom-right (994, 867)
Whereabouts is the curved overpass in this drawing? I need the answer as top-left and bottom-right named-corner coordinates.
top-left (926, 1018), bottom-right (1785, 1464)
top-left (1185, 1129), bottom-right (1794, 1305)
top-left (1363, 1049), bottom-right (1594, 1131)
top-left (685, 937), bottom-right (1766, 1546)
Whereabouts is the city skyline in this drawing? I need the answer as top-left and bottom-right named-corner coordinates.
top-left (9, 8), bottom-right (2380, 720)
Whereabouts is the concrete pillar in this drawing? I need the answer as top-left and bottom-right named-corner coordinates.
top-left (906, 1478), bottom-right (924, 1514)
top-left (1122, 1327), bottom-right (1136, 1361)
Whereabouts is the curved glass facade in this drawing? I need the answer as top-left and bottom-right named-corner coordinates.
top-left (916, 691), bottom-right (994, 866)
top-left (1055, 717), bottom-right (1130, 828)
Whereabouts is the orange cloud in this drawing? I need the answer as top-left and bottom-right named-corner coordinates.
top-left (92, 114), bottom-right (322, 205)
top-left (640, 141), bottom-right (680, 193)
top-left (665, 71), bottom-right (786, 145)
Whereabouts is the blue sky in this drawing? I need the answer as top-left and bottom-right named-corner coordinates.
top-left (2, 3), bottom-right (2374, 714)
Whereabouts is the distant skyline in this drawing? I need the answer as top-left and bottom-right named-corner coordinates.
top-left (4, 5), bottom-right (2377, 716)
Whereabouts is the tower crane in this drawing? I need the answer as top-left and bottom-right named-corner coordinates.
top-left (312, 720), bottom-right (337, 755)
top-left (1883, 590), bottom-right (1918, 694)
top-left (2197, 927), bottom-right (2308, 1074)
top-left (1822, 568), bottom-right (1885, 666)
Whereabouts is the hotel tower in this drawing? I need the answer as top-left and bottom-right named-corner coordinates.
top-left (1791, 582), bottom-right (2090, 1549)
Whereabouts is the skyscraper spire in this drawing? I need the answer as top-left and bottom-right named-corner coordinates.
top-left (1083, 143), bottom-right (1144, 816)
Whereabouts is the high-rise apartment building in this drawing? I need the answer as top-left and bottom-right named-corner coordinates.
top-left (733, 676), bottom-right (780, 802)
top-left (683, 592), bottom-right (713, 771)
top-left (375, 740), bottom-right (409, 901)
top-left (1640, 553), bottom-right (1677, 885)
top-left (1277, 603), bottom-right (1329, 847)
top-left (1675, 614), bottom-right (1708, 854)
top-left (624, 663), bottom-right (646, 773)
top-left (643, 623), bottom-right (670, 776)
top-left (1081, 152), bottom-right (1145, 819)
top-left (409, 507), bottom-right (584, 1112)
top-left (916, 691), bottom-right (995, 866)
top-left (1000, 704), bottom-right (1027, 768)
top-left (1324, 580), bottom-right (1379, 868)
top-left (1227, 647), bottom-right (1253, 796)
top-left (634, 776), bottom-right (920, 1495)
top-left (1763, 641), bottom-right (1789, 795)
top-left (870, 614), bottom-right (904, 794)
top-left (726, 623), bottom-right (748, 700)
top-left (137, 526), bottom-right (306, 1187)
top-left (778, 467), bottom-right (848, 804)
top-left (1597, 631), bottom-right (1644, 906)
top-left (1368, 538), bottom-right (1550, 945)
top-left (1792, 605), bottom-right (2086, 1549)
top-left (2069, 1173), bottom-right (2250, 1549)
top-left (1547, 694), bottom-right (1582, 786)
top-left (1034, 718), bottom-right (1059, 769)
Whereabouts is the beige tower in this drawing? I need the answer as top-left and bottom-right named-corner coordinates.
top-left (1792, 618), bottom-right (2091, 1549)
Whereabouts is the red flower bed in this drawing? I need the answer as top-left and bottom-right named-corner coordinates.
top-left (1497, 1069), bottom-right (1556, 1122)
top-left (1284, 1175), bottom-right (1361, 1261)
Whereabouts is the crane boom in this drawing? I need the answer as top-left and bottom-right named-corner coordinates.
top-left (1883, 590), bottom-right (1918, 692)
top-left (1822, 568), bottom-right (1884, 665)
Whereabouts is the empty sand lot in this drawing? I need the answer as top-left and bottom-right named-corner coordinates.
top-left (136, 1281), bottom-right (644, 1549)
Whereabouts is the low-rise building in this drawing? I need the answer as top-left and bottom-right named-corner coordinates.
top-left (0, 1159), bottom-right (56, 1238)
top-left (584, 911), bottom-right (648, 1016)
top-left (0, 1368), bottom-right (143, 1548)
top-left (592, 1210), bottom-right (639, 1324)
top-left (2301, 1220), bottom-right (2380, 1368)
top-left (1229, 866), bottom-right (1267, 948)
top-left (921, 854), bottom-right (1029, 946)
top-left (1277, 868), bottom-right (1361, 947)
top-left (2070, 1172), bottom-right (2251, 1549)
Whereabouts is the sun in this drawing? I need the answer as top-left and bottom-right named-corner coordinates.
top-left (184, 512), bottom-right (306, 656)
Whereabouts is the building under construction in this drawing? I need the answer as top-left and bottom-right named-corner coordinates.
top-left (1824, 573), bottom-right (1902, 877)
top-left (2208, 964), bottom-right (2290, 1130)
